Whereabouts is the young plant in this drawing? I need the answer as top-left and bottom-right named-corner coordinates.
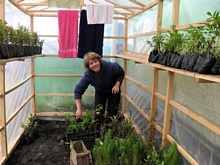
top-left (203, 11), bottom-right (220, 57)
top-left (21, 113), bottom-right (38, 136)
top-left (65, 110), bottom-right (96, 133)
top-left (147, 31), bottom-right (165, 53)
top-left (162, 25), bottom-right (184, 54)
top-left (180, 25), bottom-right (208, 55)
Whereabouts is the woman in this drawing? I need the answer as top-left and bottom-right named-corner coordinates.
top-left (74, 52), bottom-right (125, 120)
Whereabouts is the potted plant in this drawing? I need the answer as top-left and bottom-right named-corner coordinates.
top-left (177, 25), bottom-right (208, 71)
top-left (20, 113), bottom-right (39, 144)
top-left (147, 31), bottom-right (165, 63)
top-left (161, 25), bottom-right (183, 67)
top-left (203, 11), bottom-right (220, 75)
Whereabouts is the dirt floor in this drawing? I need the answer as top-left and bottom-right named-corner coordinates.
top-left (5, 118), bottom-right (71, 165)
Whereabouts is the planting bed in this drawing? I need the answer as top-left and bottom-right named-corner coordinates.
top-left (5, 119), bottom-right (70, 165)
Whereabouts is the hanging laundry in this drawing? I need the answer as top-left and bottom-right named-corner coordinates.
top-left (77, 9), bottom-right (104, 58)
top-left (86, 4), bottom-right (114, 24)
top-left (58, 10), bottom-right (79, 58)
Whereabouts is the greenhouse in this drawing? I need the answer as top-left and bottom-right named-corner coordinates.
top-left (0, 0), bottom-right (220, 164)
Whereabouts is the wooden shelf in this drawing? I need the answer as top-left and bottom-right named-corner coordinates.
top-left (0, 54), bottom-right (45, 65)
top-left (115, 53), bottom-right (220, 83)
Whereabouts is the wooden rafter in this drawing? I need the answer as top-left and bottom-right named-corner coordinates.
top-left (8, 0), bottom-right (148, 17)
top-left (18, 2), bottom-right (48, 6)
top-left (130, 0), bottom-right (145, 7)
top-left (16, 0), bottom-right (24, 3)
top-left (27, 9), bottom-right (57, 13)
top-left (106, 0), bottom-right (135, 14)
top-left (9, 0), bottom-right (32, 16)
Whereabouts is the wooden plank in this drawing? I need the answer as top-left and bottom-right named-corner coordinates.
top-left (127, 31), bottom-right (157, 39)
top-left (126, 76), bottom-right (151, 93)
top-left (125, 93), bottom-right (163, 134)
top-left (18, 1), bottom-right (48, 6)
top-left (130, 0), bottom-right (145, 7)
top-left (157, 0), bottom-right (163, 31)
top-left (6, 129), bottom-right (23, 159)
top-left (195, 78), bottom-right (217, 83)
top-left (125, 94), bottom-right (150, 121)
top-left (172, 0), bottom-right (180, 25)
top-left (126, 0), bottom-right (158, 19)
top-left (4, 76), bottom-right (32, 96)
top-left (167, 135), bottom-right (199, 165)
top-left (8, 0), bottom-right (32, 16)
top-left (147, 61), bottom-right (220, 83)
top-left (31, 58), bottom-right (36, 115)
top-left (170, 100), bottom-right (220, 136)
top-left (0, 64), bottom-right (7, 157)
top-left (35, 93), bottom-right (93, 97)
top-left (36, 111), bottom-right (74, 117)
top-left (149, 67), bottom-right (159, 140)
top-left (35, 74), bottom-right (83, 78)
top-left (162, 71), bottom-right (174, 147)
top-left (0, 54), bottom-right (45, 64)
top-left (0, 0), bottom-right (5, 21)
top-left (155, 92), bottom-right (166, 102)
top-left (121, 60), bottom-right (127, 114)
top-left (6, 95), bottom-right (33, 125)
top-left (124, 19), bottom-right (128, 53)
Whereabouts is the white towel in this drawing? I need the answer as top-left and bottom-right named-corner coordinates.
top-left (87, 4), bottom-right (114, 24)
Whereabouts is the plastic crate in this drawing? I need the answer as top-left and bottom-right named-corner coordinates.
top-left (66, 122), bottom-right (99, 150)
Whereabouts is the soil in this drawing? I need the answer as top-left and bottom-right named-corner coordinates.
top-left (5, 118), bottom-right (71, 165)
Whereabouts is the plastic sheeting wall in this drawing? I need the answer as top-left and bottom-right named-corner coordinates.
top-left (126, 0), bottom-right (220, 165)
top-left (2, 1), bottom-right (33, 155)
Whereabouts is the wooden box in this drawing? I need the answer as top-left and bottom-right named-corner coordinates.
top-left (70, 140), bottom-right (93, 165)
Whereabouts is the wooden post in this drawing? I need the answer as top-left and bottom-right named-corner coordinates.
top-left (0, 0), bottom-right (5, 21)
top-left (148, 0), bottom-right (163, 141)
top-left (157, 0), bottom-right (163, 32)
top-left (121, 60), bottom-right (127, 114)
top-left (31, 58), bottom-right (36, 114)
top-left (162, 71), bottom-right (174, 147)
top-left (0, 64), bottom-right (8, 158)
top-left (149, 67), bottom-right (159, 140)
top-left (80, 0), bottom-right (84, 11)
top-left (124, 19), bottom-right (128, 53)
top-left (30, 15), bottom-right (34, 33)
top-left (172, 0), bottom-right (180, 25)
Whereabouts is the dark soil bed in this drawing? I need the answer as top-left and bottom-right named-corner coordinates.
top-left (5, 119), bottom-right (70, 165)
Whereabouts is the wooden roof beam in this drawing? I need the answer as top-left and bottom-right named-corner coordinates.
top-left (106, 0), bottom-right (135, 14)
top-left (16, 0), bottom-right (24, 3)
top-left (106, 0), bottom-right (142, 10)
top-left (18, 2), bottom-right (48, 6)
top-left (126, 0), bottom-right (158, 19)
top-left (130, 0), bottom-right (145, 7)
top-left (27, 9), bottom-right (57, 13)
top-left (114, 11), bottom-right (133, 16)
top-left (9, 0), bottom-right (32, 16)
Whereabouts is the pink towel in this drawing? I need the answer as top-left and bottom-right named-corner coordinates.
top-left (87, 4), bottom-right (114, 24)
top-left (58, 10), bottom-right (79, 58)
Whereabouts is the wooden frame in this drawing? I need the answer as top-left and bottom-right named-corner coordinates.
top-left (1, 0), bottom-right (220, 165)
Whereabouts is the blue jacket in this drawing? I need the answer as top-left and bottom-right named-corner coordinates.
top-left (74, 60), bottom-right (125, 99)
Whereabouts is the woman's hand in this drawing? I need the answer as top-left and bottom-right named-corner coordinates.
top-left (75, 109), bottom-right (82, 119)
top-left (112, 81), bottom-right (120, 94)
top-left (75, 99), bottom-right (82, 119)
